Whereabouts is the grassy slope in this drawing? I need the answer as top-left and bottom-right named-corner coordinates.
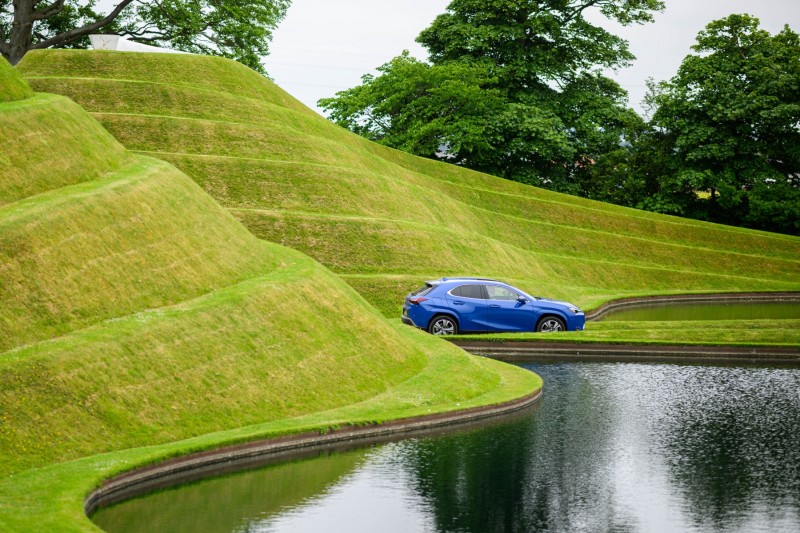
top-left (18, 50), bottom-right (800, 320)
top-left (0, 58), bottom-right (538, 531)
top-left (0, 57), bottom-right (33, 102)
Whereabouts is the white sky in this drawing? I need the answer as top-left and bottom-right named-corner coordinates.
top-left (265, 0), bottom-right (800, 116)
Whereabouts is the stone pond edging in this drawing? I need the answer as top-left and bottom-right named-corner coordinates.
top-left (84, 387), bottom-right (542, 516)
top-left (451, 340), bottom-right (800, 365)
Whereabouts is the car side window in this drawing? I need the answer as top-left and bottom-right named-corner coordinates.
top-left (452, 284), bottom-right (485, 299)
top-left (485, 285), bottom-right (519, 301)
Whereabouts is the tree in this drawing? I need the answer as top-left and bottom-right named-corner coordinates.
top-left (320, 0), bottom-right (663, 193)
top-left (647, 14), bottom-right (800, 234)
top-left (0, 0), bottom-right (290, 73)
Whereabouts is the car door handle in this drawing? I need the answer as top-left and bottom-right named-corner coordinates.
top-left (453, 301), bottom-right (465, 305)
top-left (489, 304), bottom-right (501, 308)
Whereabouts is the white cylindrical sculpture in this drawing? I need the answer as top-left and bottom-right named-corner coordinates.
top-left (89, 34), bottom-right (189, 54)
top-left (89, 34), bottom-right (120, 50)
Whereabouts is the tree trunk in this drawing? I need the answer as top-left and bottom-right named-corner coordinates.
top-left (8, 0), bottom-right (35, 65)
top-left (2, 0), bottom-right (134, 65)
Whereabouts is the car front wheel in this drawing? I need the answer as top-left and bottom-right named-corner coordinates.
top-left (536, 316), bottom-right (566, 332)
top-left (428, 315), bottom-right (458, 335)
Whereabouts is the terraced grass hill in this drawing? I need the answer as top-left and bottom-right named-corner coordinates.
top-left (19, 50), bottom-right (800, 317)
top-left (0, 53), bottom-right (535, 519)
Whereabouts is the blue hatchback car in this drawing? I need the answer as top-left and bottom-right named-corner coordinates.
top-left (401, 278), bottom-right (585, 335)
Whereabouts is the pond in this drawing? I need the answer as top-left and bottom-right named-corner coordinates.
top-left (93, 362), bottom-right (800, 533)
top-left (597, 300), bottom-right (800, 322)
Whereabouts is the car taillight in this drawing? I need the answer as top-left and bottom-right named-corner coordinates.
top-left (409, 297), bottom-right (427, 305)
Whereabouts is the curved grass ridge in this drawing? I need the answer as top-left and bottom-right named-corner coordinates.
top-left (0, 154), bottom-right (279, 351)
top-left (0, 94), bottom-right (129, 205)
top-left (0, 61), bottom-right (540, 531)
top-left (0, 57), bottom-right (33, 102)
top-left (18, 50), bottom-right (800, 317)
top-left (0, 345), bottom-right (538, 532)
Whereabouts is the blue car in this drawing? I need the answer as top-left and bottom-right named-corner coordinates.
top-left (401, 277), bottom-right (585, 335)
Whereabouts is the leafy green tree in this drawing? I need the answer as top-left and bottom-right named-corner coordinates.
top-left (0, 0), bottom-right (290, 73)
top-left (648, 14), bottom-right (800, 234)
top-left (417, 0), bottom-right (660, 96)
top-left (320, 0), bottom-right (663, 193)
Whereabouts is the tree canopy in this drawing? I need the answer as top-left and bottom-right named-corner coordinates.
top-left (322, 6), bottom-right (800, 235)
top-left (320, 0), bottom-right (663, 193)
top-left (646, 14), bottom-right (800, 234)
top-left (0, 0), bottom-right (290, 73)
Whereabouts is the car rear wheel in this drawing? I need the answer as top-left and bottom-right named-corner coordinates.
top-left (537, 316), bottom-right (566, 332)
top-left (428, 315), bottom-right (458, 335)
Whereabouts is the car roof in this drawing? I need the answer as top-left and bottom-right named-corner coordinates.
top-left (433, 277), bottom-right (504, 284)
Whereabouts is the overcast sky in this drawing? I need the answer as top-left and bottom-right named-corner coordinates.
top-left (265, 0), bottom-right (800, 116)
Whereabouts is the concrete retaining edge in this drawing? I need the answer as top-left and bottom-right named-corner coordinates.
top-left (451, 291), bottom-right (800, 364)
top-left (84, 387), bottom-right (542, 516)
top-left (452, 341), bottom-right (800, 365)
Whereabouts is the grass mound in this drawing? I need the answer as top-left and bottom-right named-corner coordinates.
top-left (0, 56), bottom-right (33, 102)
top-left (0, 60), bottom-right (538, 531)
top-left (19, 50), bottom-right (800, 317)
top-left (0, 94), bottom-right (130, 205)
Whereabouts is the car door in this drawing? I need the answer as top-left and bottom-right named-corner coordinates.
top-left (484, 285), bottom-right (531, 331)
top-left (446, 284), bottom-right (488, 331)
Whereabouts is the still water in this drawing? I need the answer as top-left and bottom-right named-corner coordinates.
top-left (598, 301), bottom-right (800, 322)
top-left (93, 363), bottom-right (800, 533)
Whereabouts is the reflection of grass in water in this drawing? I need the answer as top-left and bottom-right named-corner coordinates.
top-left (599, 302), bottom-right (800, 322)
top-left (92, 448), bottom-right (368, 533)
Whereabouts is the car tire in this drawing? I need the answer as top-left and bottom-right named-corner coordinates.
top-left (536, 316), bottom-right (566, 332)
top-left (428, 315), bottom-right (459, 336)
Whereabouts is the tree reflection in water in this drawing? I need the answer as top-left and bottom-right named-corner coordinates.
top-left (393, 363), bottom-right (800, 532)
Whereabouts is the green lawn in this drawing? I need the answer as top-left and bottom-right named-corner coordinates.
top-left (18, 50), bottom-right (799, 323)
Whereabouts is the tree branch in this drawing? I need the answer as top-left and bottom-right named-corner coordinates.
top-left (119, 22), bottom-right (163, 38)
top-left (31, 0), bottom-right (64, 21)
top-left (199, 29), bottom-right (226, 48)
top-left (31, 0), bottom-right (135, 49)
top-left (121, 31), bottom-right (170, 42)
top-left (561, 0), bottom-right (601, 24)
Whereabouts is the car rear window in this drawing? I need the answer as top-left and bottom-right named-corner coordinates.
top-left (451, 284), bottom-right (485, 299)
top-left (411, 284), bottom-right (435, 296)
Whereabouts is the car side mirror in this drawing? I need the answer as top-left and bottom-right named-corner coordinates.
top-left (517, 297), bottom-right (528, 304)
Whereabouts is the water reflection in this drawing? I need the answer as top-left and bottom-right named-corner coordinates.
top-left (92, 448), bottom-right (369, 533)
top-left (653, 366), bottom-right (800, 531)
top-left (94, 363), bottom-right (800, 533)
